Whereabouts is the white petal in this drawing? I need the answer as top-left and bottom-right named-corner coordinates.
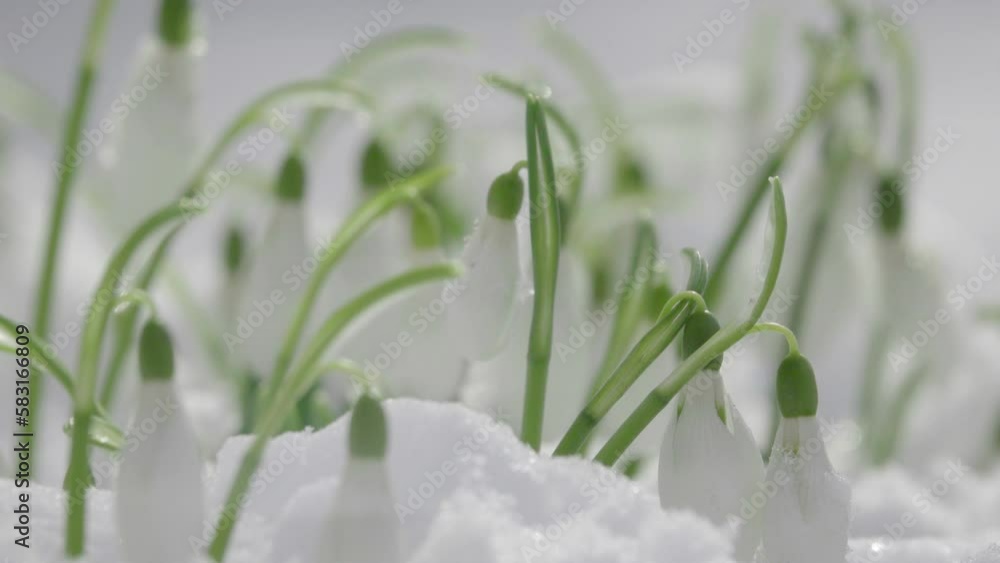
top-left (761, 417), bottom-right (851, 563)
top-left (115, 381), bottom-right (204, 563)
top-left (237, 202), bottom-right (310, 379)
top-left (92, 37), bottom-right (202, 231)
top-left (313, 459), bottom-right (400, 563)
top-left (446, 215), bottom-right (521, 360)
top-left (659, 371), bottom-right (764, 560)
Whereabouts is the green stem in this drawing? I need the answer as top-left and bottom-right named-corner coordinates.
top-left (264, 165), bottom-right (453, 396)
top-left (704, 74), bottom-right (854, 307)
top-left (553, 253), bottom-right (708, 458)
top-left (0, 315), bottom-right (74, 393)
top-left (483, 73), bottom-right (585, 220)
top-left (65, 203), bottom-right (187, 556)
top-left (30, 0), bottom-right (117, 481)
top-left (748, 322), bottom-right (800, 356)
top-left (99, 227), bottom-right (179, 409)
top-left (520, 98), bottom-right (561, 450)
top-left (595, 178), bottom-right (787, 466)
top-left (587, 221), bottom-right (657, 397)
top-left (207, 262), bottom-right (462, 561)
top-left (63, 79), bottom-right (370, 555)
top-left (870, 361), bottom-right (930, 465)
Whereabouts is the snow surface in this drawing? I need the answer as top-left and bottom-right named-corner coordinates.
top-left (2, 400), bottom-right (998, 563)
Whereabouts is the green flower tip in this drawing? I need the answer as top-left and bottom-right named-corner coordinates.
top-left (360, 138), bottom-right (396, 191)
top-left (410, 199), bottom-right (442, 250)
top-left (139, 321), bottom-right (175, 382)
top-left (158, 0), bottom-right (193, 47)
top-left (615, 152), bottom-right (647, 194)
top-left (486, 171), bottom-right (524, 220)
top-left (682, 310), bottom-right (723, 370)
top-left (349, 393), bottom-right (388, 459)
top-left (276, 154), bottom-right (306, 202)
top-left (223, 224), bottom-right (246, 275)
top-left (776, 353), bottom-right (819, 418)
top-left (876, 171), bottom-right (904, 234)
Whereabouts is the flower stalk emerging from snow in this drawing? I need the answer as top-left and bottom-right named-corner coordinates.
top-left (595, 177), bottom-right (788, 466)
top-left (520, 97), bottom-right (562, 451)
top-left (116, 320), bottom-right (204, 563)
top-left (314, 394), bottom-right (401, 563)
top-left (761, 353), bottom-right (851, 563)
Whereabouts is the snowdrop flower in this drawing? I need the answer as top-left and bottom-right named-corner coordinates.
top-left (313, 393), bottom-right (401, 563)
top-left (233, 155), bottom-right (310, 379)
top-left (115, 320), bottom-right (204, 563)
top-left (658, 311), bottom-right (765, 561)
top-left (444, 168), bottom-right (524, 360)
top-left (761, 353), bottom-right (851, 563)
top-left (91, 0), bottom-right (202, 230)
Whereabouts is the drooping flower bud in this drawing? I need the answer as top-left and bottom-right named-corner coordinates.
top-left (444, 170), bottom-right (524, 360)
top-left (314, 394), bottom-right (400, 563)
top-left (116, 321), bottom-right (204, 563)
top-left (682, 310), bottom-right (723, 370)
top-left (139, 320), bottom-right (175, 381)
top-left (236, 157), bottom-right (310, 378)
top-left (359, 138), bottom-right (396, 191)
top-left (158, 0), bottom-right (193, 48)
top-left (223, 223), bottom-right (247, 277)
top-left (876, 170), bottom-right (904, 235)
top-left (486, 171), bottom-right (524, 221)
top-left (658, 368), bottom-right (765, 561)
top-left (409, 198), bottom-right (443, 251)
top-left (761, 354), bottom-right (851, 563)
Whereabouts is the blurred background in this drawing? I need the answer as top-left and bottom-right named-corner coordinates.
top-left (2, 0), bottom-right (999, 487)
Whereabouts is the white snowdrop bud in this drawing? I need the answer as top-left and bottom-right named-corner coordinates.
top-left (659, 312), bottom-right (765, 561)
top-left (445, 171), bottom-right (524, 360)
top-left (116, 321), bottom-right (204, 563)
top-left (93, 19), bottom-right (203, 232)
top-left (761, 355), bottom-right (851, 563)
top-left (236, 155), bottom-right (310, 379)
top-left (315, 394), bottom-right (400, 563)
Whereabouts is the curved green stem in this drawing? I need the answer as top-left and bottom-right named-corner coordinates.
top-left (64, 203), bottom-right (187, 556)
top-left (520, 98), bottom-right (562, 450)
top-left (595, 178), bottom-right (787, 466)
top-left (99, 227), bottom-right (180, 409)
top-left (63, 78), bottom-right (370, 555)
top-left (704, 73), bottom-right (856, 307)
top-left (748, 322), bottom-right (800, 356)
top-left (264, 165), bottom-right (453, 396)
top-left (0, 315), bottom-right (74, 393)
top-left (554, 253), bottom-right (709, 457)
top-left (207, 261), bottom-right (461, 561)
top-left (31, 0), bottom-right (117, 485)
